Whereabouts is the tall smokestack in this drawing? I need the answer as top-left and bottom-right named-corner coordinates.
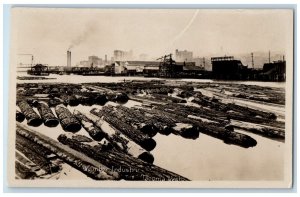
top-left (105, 54), bottom-right (107, 64)
top-left (67, 51), bottom-right (71, 67)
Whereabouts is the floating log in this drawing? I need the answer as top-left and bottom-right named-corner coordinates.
top-left (91, 107), bottom-right (156, 151)
top-left (15, 161), bottom-right (37, 179)
top-left (116, 105), bottom-right (171, 136)
top-left (192, 95), bottom-right (284, 129)
top-left (84, 85), bottom-right (128, 104)
top-left (151, 93), bottom-right (187, 104)
top-left (16, 110), bottom-right (25, 122)
top-left (226, 103), bottom-right (277, 120)
top-left (134, 107), bottom-right (199, 139)
top-left (17, 100), bottom-right (43, 127)
top-left (139, 107), bottom-right (257, 148)
top-left (125, 107), bottom-right (173, 136)
top-left (16, 123), bottom-right (118, 180)
top-left (106, 92), bottom-right (129, 104)
top-left (16, 134), bottom-right (59, 174)
top-left (106, 105), bottom-right (158, 137)
top-left (58, 133), bottom-right (189, 181)
top-left (55, 105), bottom-right (81, 132)
top-left (230, 120), bottom-right (285, 141)
top-left (36, 102), bottom-right (59, 127)
top-left (153, 103), bottom-right (229, 126)
top-left (82, 112), bottom-right (154, 163)
top-left (63, 133), bottom-right (114, 151)
top-left (73, 110), bottom-right (106, 141)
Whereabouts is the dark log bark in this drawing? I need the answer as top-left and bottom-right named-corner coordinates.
top-left (128, 107), bottom-right (173, 135)
top-left (230, 120), bottom-right (285, 141)
top-left (16, 134), bottom-right (59, 174)
top-left (58, 133), bottom-right (189, 181)
top-left (37, 102), bottom-right (59, 127)
top-left (84, 85), bottom-right (128, 104)
top-left (151, 93), bottom-right (187, 104)
top-left (110, 105), bottom-right (158, 137)
top-left (82, 112), bottom-right (154, 163)
top-left (139, 107), bottom-right (257, 148)
top-left (16, 123), bottom-right (118, 180)
top-left (73, 110), bottom-right (107, 141)
top-left (17, 100), bottom-right (43, 127)
top-left (192, 96), bottom-right (284, 129)
top-left (226, 103), bottom-right (277, 120)
top-left (134, 107), bottom-right (199, 139)
top-left (15, 161), bottom-right (37, 179)
top-left (55, 105), bottom-right (81, 132)
top-left (153, 103), bottom-right (229, 126)
top-left (91, 107), bottom-right (156, 151)
top-left (16, 110), bottom-right (25, 122)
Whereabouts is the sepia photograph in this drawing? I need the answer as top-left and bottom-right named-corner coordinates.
top-left (7, 7), bottom-right (294, 188)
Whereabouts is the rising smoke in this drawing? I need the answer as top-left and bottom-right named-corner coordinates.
top-left (67, 23), bottom-right (97, 51)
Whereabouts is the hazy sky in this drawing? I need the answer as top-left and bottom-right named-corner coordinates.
top-left (12, 8), bottom-right (293, 66)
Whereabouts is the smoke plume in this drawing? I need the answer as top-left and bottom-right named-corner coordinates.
top-left (68, 23), bottom-right (96, 51)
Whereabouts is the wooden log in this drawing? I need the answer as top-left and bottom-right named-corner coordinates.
top-left (84, 85), bottom-right (128, 104)
top-left (153, 103), bottom-right (229, 126)
top-left (134, 107), bottom-right (199, 139)
top-left (73, 110), bottom-right (107, 141)
top-left (127, 107), bottom-right (173, 136)
top-left (106, 105), bottom-right (158, 137)
top-left (63, 133), bottom-right (114, 151)
top-left (17, 100), bottom-right (43, 127)
top-left (230, 120), bottom-right (285, 141)
top-left (48, 97), bottom-right (64, 107)
top-left (16, 110), bottom-right (25, 122)
top-left (36, 102), bottom-right (59, 127)
top-left (106, 92), bottom-right (129, 104)
top-left (16, 134), bottom-right (59, 174)
top-left (192, 96), bottom-right (284, 129)
top-left (116, 105), bottom-right (168, 136)
top-left (82, 112), bottom-right (154, 163)
top-left (140, 107), bottom-right (257, 148)
top-left (226, 103), bottom-right (277, 120)
top-left (55, 104), bottom-right (81, 132)
top-left (16, 123), bottom-right (118, 180)
top-left (58, 133), bottom-right (189, 181)
top-left (91, 108), bottom-right (156, 151)
top-left (151, 93), bottom-right (187, 104)
top-left (15, 161), bottom-right (37, 179)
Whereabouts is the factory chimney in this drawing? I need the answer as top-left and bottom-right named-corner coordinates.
top-left (67, 51), bottom-right (71, 67)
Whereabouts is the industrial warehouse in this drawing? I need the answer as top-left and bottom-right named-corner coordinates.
top-left (23, 49), bottom-right (286, 82)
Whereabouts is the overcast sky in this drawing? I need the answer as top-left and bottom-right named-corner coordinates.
top-left (12, 8), bottom-right (293, 66)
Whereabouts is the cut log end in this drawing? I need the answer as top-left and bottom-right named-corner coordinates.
top-left (141, 138), bottom-right (156, 151)
top-left (27, 118), bottom-right (43, 127)
top-left (64, 123), bottom-right (82, 133)
top-left (44, 118), bottom-right (60, 127)
top-left (140, 125), bottom-right (158, 138)
top-left (138, 152), bottom-right (154, 164)
top-left (16, 111), bottom-right (25, 122)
